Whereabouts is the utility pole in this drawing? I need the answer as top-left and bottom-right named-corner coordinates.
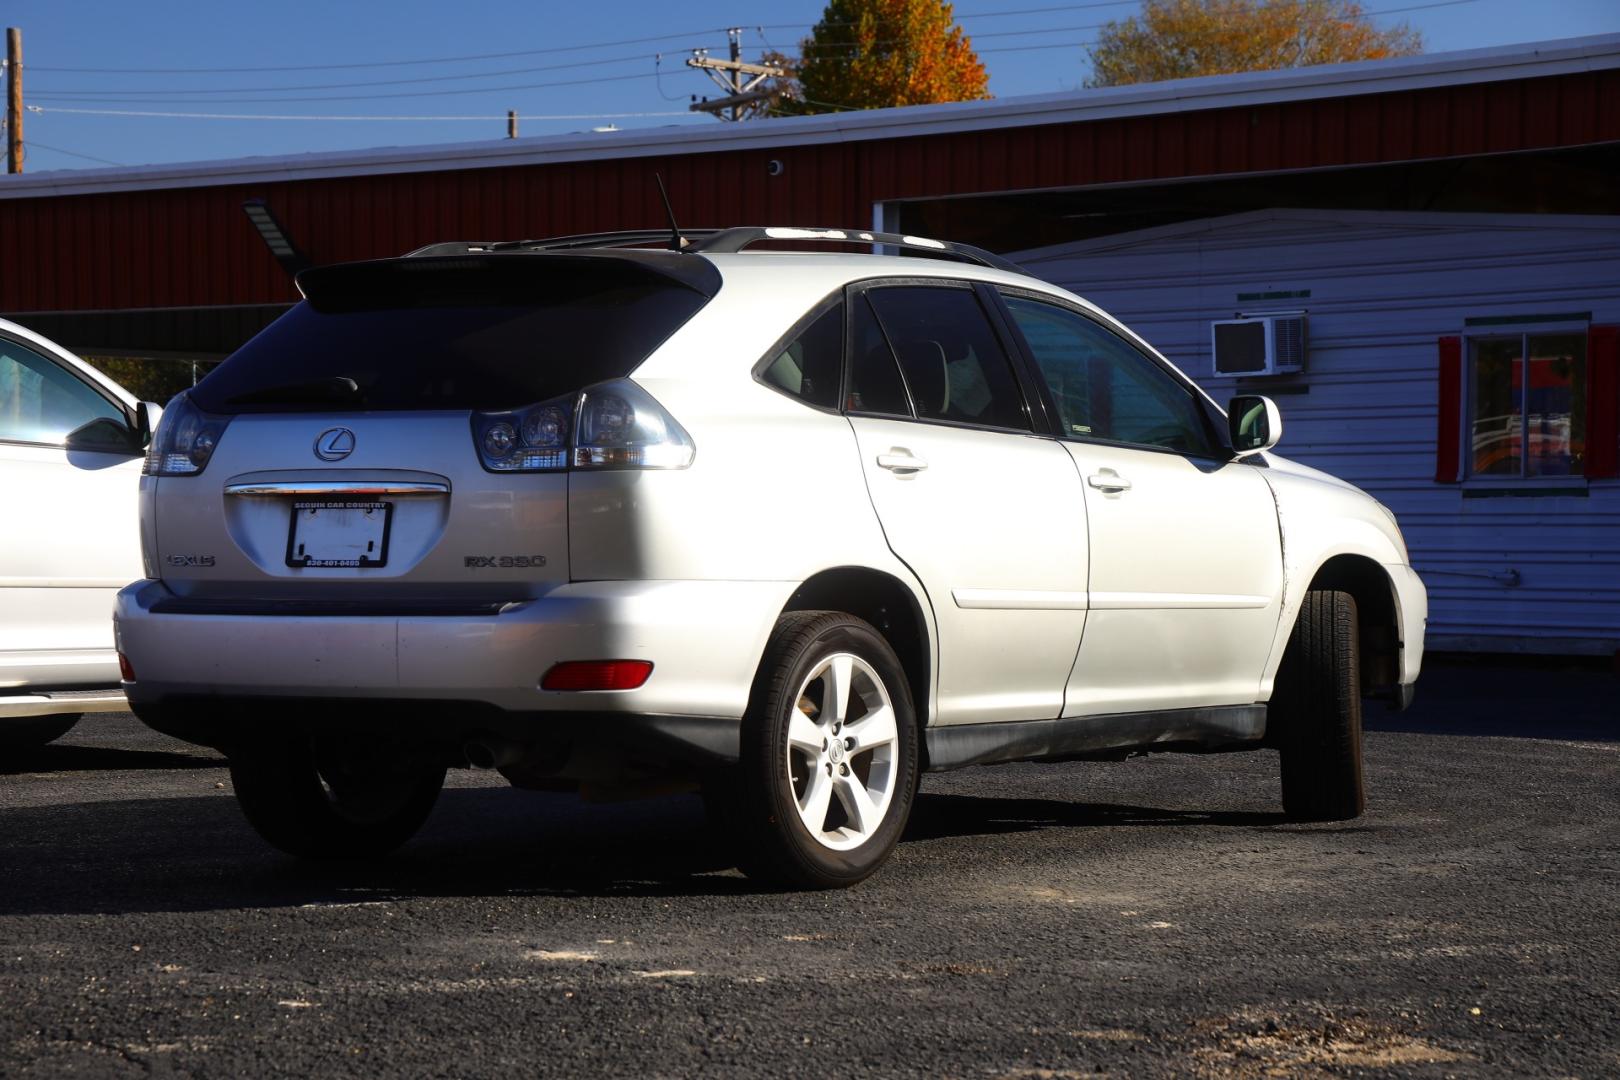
top-left (687, 27), bottom-right (783, 122)
top-left (506, 110), bottom-right (517, 139)
top-left (5, 27), bottom-right (21, 174)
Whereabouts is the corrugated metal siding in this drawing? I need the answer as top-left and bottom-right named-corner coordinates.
top-left (3, 70), bottom-right (1617, 315)
top-left (1014, 209), bottom-right (1620, 653)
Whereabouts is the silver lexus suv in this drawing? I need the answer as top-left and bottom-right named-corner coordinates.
top-left (116, 227), bottom-right (1425, 888)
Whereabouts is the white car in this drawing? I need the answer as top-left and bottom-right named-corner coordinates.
top-left (1, 318), bottom-right (154, 747)
top-left (115, 228), bottom-right (1426, 887)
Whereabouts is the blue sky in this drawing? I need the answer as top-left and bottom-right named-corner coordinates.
top-left (5, 0), bottom-right (1617, 172)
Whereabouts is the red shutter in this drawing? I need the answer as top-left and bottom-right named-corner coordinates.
top-left (1586, 324), bottom-right (1619, 480)
top-left (1435, 335), bottom-right (1462, 483)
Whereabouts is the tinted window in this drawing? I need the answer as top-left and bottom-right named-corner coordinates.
top-left (0, 338), bottom-right (125, 445)
top-left (1004, 296), bottom-right (1215, 456)
top-left (761, 300), bottom-right (842, 409)
top-left (846, 293), bottom-right (911, 417)
top-left (866, 286), bottom-right (1030, 431)
top-left (192, 256), bottom-right (711, 414)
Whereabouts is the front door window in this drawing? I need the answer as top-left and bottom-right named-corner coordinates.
top-left (0, 339), bottom-right (125, 446)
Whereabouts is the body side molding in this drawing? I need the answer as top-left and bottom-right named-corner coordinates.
top-left (924, 704), bottom-right (1266, 772)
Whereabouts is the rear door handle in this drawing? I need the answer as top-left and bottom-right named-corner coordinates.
top-left (876, 452), bottom-right (929, 473)
top-left (1087, 471), bottom-right (1131, 493)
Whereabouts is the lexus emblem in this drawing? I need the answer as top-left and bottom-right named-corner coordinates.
top-left (314, 427), bottom-right (356, 462)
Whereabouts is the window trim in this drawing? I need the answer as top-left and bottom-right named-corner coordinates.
top-left (749, 287), bottom-right (847, 415)
top-left (0, 331), bottom-right (135, 451)
top-left (1461, 319), bottom-right (1591, 486)
top-left (990, 286), bottom-right (1232, 463)
top-left (841, 277), bottom-right (1044, 437)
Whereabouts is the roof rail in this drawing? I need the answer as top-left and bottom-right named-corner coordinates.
top-left (404, 230), bottom-right (722, 258)
top-left (686, 227), bottom-right (1022, 274)
top-left (404, 226), bottom-right (1021, 273)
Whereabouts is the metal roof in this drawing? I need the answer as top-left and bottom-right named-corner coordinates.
top-left (3, 32), bottom-right (1617, 201)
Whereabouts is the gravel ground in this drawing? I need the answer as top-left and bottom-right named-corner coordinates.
top-left (1, 661), bottom-right (1616, 1078)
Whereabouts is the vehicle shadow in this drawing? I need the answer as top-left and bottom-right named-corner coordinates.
top-left (0, 742), bottom-right (223, 775)
top-left (904, 792), bottom-right (1290, 841)
top-left (0, 785), bottom-right (1304, 917)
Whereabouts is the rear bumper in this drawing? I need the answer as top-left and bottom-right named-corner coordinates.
top-left (115, 577), bottom-right (793, 742)
top-left (133, 694), bottom-right (744, 769)
top-left (0, 688), bottom-right (127, 720)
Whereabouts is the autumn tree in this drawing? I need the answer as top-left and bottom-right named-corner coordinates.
top-left (787, 0), bottom-right (990, 114)
top-left (1087, 0), bottom-right (1423, 87)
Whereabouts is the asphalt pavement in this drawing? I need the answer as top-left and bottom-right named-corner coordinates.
top-left (1, 661), bottom-right (1616, 1078)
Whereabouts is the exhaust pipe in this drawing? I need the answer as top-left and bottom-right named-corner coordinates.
top-left (463, 736), bottom-right (524, 770)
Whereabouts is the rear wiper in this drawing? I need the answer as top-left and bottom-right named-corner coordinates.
top-left (226, 376), bottom-right (363, 406)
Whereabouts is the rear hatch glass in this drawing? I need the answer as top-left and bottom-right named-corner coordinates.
top-left (190, 252), bottom-right (717, 414)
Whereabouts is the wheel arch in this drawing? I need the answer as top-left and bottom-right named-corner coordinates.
top-left (779, 566), bottom-right (934, 745)
top-left (1300, 553), bottom-right (1402, 697)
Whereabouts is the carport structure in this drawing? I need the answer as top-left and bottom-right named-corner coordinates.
top-left (1, 33), bottom-right (1617, 359)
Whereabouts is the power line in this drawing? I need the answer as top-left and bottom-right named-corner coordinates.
top-left (31, 21), bottom-right (1125, 101)
top-left (759, 0), bottom-right (1141, 30)
top-left (26, 29), bottom-right (733, 74)
top-left (28, 49), bottom-right (678, 98)
top-left (25, 69), bottom-right (666, 107)
top-left (13, 137), bottom-right (122, 165)
top-left (25, 104), bottom-right (693, 122)
top-left (22, 8), bottom-right (1143, 76)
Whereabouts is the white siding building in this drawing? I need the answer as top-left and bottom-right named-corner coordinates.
top-left (1013, 209), bottom-right (1620, 656)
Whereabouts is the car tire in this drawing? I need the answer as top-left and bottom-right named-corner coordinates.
top-left (1273, 589), bottom-right (1365, 821)
top-left (0, 714), bottom-right (80, 749)
top-left (228, 737), bottom-right (446, 860)
top-left (721, 610), bottom-right (919, 890)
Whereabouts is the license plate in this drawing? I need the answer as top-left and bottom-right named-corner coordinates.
top-left (285, 501), bottom-right (392, 568)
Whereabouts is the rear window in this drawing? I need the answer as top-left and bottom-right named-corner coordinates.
top-left (191, 254), bottom-right (713, 413)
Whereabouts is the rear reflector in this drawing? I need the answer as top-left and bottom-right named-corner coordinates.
top-left (541, 660), bottom-right (653, 692)
top-left (118, 652), bottom-right (136, 682)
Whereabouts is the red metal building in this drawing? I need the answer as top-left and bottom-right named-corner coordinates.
top-left (1, 33), bottom-right (1617, 359)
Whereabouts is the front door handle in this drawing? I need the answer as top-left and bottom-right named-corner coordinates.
top-left (1087, 471), bottom-right (1131, 493)
top-left (876, 451), bottom-right (929, 473)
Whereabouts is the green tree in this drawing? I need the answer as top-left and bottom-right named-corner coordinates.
top-left (1087, 0), bottom-right (1423, 88)
top-left (788, 0), bottom-right (990, 114)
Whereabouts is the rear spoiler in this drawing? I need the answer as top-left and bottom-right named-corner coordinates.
top-left (294, 249), bottom-right (723, 310)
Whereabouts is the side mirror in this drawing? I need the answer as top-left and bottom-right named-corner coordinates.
top-left (1228, 394), bottom-right (1282, 456)
top-left (135, 401), bottom-right (163, 449)
top-left (64, 416), bottom-right (144, 456)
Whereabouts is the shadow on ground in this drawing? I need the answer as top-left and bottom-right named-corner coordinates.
top-left (0, 742), bottom-right (222, 776)
top-left (0, 785), bottom-right (1305, 917)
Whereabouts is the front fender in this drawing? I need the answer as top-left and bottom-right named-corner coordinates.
top-left (1258, 463), bottom-right (1426, 694)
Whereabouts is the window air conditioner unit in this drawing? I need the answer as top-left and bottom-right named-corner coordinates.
top-left (1211, 313), bottom-right (1308, 376)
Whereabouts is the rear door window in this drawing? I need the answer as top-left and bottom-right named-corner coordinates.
top-left (846, 292), bottom-right (912, 418)
top-left (864, 285), bottom-right (1032, 431)
top-left (191, 255), bottom-right (714, 414)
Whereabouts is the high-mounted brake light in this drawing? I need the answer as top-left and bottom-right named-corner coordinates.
top-left (471, 378), bottom-right (693, 473)
top-left (541, 660), bottom-right (654, 692)
top-left (143, 392), bottom-right (232, 476)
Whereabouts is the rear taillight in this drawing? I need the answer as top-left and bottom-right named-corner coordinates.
top-left (143, 392), bottom-right (232, 476)
top-left (473, 393), bottom-right (574, 473)
top-left (472, 378), bottom-right (694, 474)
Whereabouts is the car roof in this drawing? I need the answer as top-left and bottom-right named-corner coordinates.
top-left (695, 250), bottom-right (1096, 312)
